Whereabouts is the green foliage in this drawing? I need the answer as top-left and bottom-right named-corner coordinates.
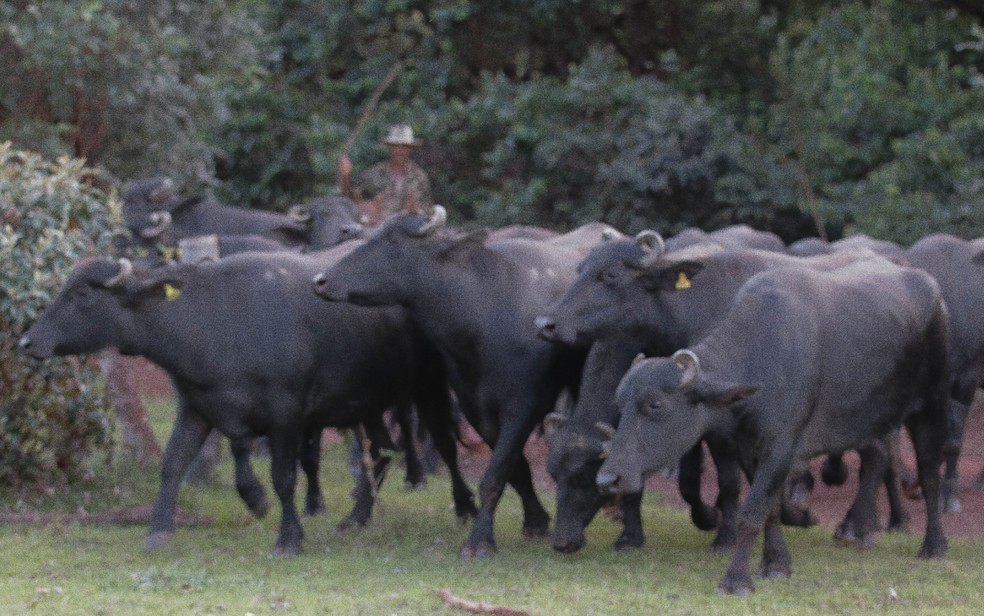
top-left (768, 1), bottom-right (984, 242)
top-left (0, 143), bottom-right (116, 487)
top-left (0, 0), bottom-right (260, 190)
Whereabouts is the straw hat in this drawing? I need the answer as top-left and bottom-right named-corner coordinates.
top-left (382, 124), bottom-right (423, 147)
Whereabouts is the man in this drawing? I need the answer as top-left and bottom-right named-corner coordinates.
top-left (338, 124), bottom-right (434, 226)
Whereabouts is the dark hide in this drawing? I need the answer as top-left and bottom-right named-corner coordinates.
top-left (19, 246), bottom-right (475, 555)
top-left (598, 259), bottom-right (950, 594)
top-left (313, 210), bottom-right (606, 558)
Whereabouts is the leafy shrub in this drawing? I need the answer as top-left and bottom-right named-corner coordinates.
top-left (0, 143), bottom-right (118, 487)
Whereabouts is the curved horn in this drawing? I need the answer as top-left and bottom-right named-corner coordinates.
top-left (149, 178), bottom-right (175, 203)
top-left (601, 227), bottom-right (620, 241)
top-left (288, 204), bottom-right (312, 223)
top-left (671, 349), bottom-right (701, 388)
top-left (631, 352), bottom-right (647, 368)
top-left (412, 205), bottom-right (447, 237)
top-left (544, 412), bottom-right (566, 436)
top-left (630, 230), bottom-right (666, 269)
top-left (104, 258), bottom-right (134, 288)
top-left (139, 210), bottom-right (172, 238)
top-left (596, 422), bottom-right (617, 459)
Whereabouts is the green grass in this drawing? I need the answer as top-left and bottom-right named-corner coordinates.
top-left (0, 396), bottom-right (981, 615)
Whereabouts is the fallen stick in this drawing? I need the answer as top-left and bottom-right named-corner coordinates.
top-left (437, 589), bottom-right (530, 616)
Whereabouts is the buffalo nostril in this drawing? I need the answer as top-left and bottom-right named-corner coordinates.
top-left (18, 336), bottom-right (31, 351)
top-left (534, 315), bottom-right (558, 340)
top-left (312, 273), bottom-right (326, 288)
top-left (596, 471), bottom-right (621, 495)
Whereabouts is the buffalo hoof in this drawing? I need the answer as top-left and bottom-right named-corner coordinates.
top-left (710, 533), bottom-right (736, 556)
top-left (917, 537), bottom-right (948, 559)
top-left (250, 496), bottom-right (271, 519)
top-left (690, 505), bottom-right (720, 531)
top-left (271, 543), bottom-right (302, 558)
top-left (780, 503), bottom-right (818, 528)
top-left (304, 498), bottom-right (325, 517)
top-left (334, 517), bottom-right (367, 535)
top-left (460, 540), bottom-right (496, 559)
top-left (834, 522), bottom-right (879, 549)
top-left (612, 534), bottom-right (643, 554)
top-left (522, 525), bottom-right (549, 542)
top-left (941, 494), bottom-right (961, 514)
top-left (144, 531), bottom-right (174, 551)
top-left (551, 539), bottom-right (585, 554)
top-left (759, 558), bottom-right (792, 581)
top-left (886, 515), bottom-right (909, 533)
top-left (717, 575), bottom-right (754, 597)
top-left (404, 479), bottom-right (427, 491)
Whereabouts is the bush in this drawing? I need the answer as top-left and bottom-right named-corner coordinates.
top-left (0, 143), bottom-right (118, 488)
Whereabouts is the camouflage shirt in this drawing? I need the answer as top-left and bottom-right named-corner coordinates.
top-left (353, 160), bottom-right (433, 225)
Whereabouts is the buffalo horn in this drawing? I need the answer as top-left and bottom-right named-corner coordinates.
top-left (596, 422), bottom-right (617, 459)
top-left (139, 210), bottom-right (172, 238)
top-left (149, 178), bottom-right (175, 203)
top-left (671, 349), bottom-right (700, 388)
top-left (630, 230), bottom-right (666, 268)
top-left (544, 412), bottom-right (566, 436)
top-left (412, 205), bottom-right (447, 237)
top-left (601, 227), bottom-right (619, 241)
top-left (631, 352), bottom-right (647, 368)
top-left (288, 204), bottom-right (312, 223)
top-left (104, 258), bottom-right (134, 288)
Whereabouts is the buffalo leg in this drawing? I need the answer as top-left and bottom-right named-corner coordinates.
top-left (706, 435), bottom-right (742, 554)
top-left (719, 447), bottom-right (793, 596)
top-left (678, 442), bottom-right (719, 532)
top-left (884, 431), bottom-right (909, 531)
top-left (975, 465), bottom-right (984, 492)
top-left (392, 405), bottom-right (427, 489)
top-left (414, 395), bottom-right (478, 523)
top-left (612, 491), bottom-right (645, 552)
top-left (834, 444), bottom-right (888, 547)
top-left (147, 401), bottom-right (211, 550)
top-left (183, 428), bottom-right (223, 486)
top-left (941, 397), bottom-right (969, 512)
top-left (906, 411), bottom-right (948, 559)
top-left (268, 429), bottom-right (304, 556)
top-left (299, 428), bottom-right (325, 516)
top-left (230, 437), bottom-right (269, 518)
top-left (337, 419), bottom-right (391, 531)
top-left (460, 408), bottom-right (549, 559)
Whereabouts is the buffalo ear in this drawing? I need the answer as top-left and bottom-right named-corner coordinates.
top-left (436, 230), bottom-right (489, 261)
top-left (122, 275), bottom-right (184, 307)
top-left (639, 261), bottom-right (704, 293)
top-left (695, 380), bottom-right (759, 407)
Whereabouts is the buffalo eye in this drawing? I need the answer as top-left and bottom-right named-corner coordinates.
top-left (638, 396), bottom-right (661, 417)
top-left (72, 286), bottom-right (94, 306)
top-left (599, 268), bottom-right (620, 285)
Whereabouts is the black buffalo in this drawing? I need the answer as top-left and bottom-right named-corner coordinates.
top-left (904, 233), bottom-right (984, 512)
top-left (19, 247), bottom-right (475, 555)
top-left (121, 177), bottom-right (312, 249)
top-left (597, 258), bottom-right (950, 595)
top-left (536, 234), bottom-right (907, 554)
top-left (313, 207), bottom-right (606, 558)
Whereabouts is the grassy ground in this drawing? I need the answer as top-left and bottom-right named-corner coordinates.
top-left (0, 396), bottom-right (981, 615)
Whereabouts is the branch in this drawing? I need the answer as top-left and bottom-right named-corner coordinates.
top-left (437, 590), bottom-right (531, 616)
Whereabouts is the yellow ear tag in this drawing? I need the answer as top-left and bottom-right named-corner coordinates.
top-left (675, 271), bottom-right (691, 290)
top-left (164, 283), bottom-right (181, 301)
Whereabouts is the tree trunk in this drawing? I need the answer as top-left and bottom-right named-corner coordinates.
top-left (98, 349), bottom-right (162, 464)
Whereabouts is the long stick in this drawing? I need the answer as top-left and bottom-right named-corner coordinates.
top-left (342, 60), bottom-right (405, 158)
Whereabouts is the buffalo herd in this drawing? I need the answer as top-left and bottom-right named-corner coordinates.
top-left (17, 177), bottom-right (984, 594)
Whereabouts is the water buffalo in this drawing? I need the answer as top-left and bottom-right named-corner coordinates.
top-left (313, 207), bottom-right (608, 558)
top-left (19, 246), bottom-right (475, 555)
top-left (536, 234), bottom-right (908, 555)
top-left (904, 233), bottom-right (984, 512)
top-left (121, 177), bottom-right (312, 249)
top-left (597, 258), bottom-right (950, 595)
